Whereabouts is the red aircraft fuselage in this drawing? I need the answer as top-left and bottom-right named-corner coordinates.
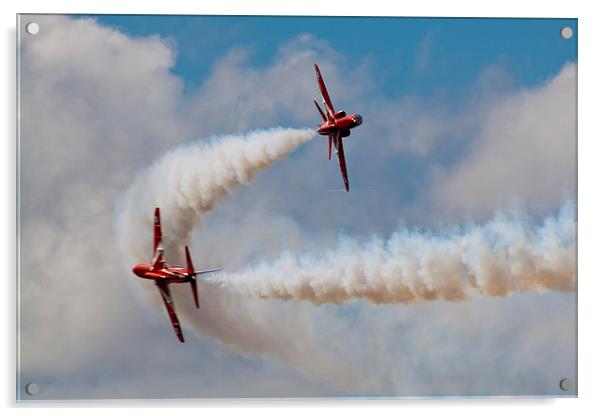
top-left (133, 263), bottom-right (191, 282)
top-left (317, 111), bottom-right (363, 136)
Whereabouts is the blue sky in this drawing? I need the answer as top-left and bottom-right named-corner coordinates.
top-left (96, 15), bottom-right (576, 95)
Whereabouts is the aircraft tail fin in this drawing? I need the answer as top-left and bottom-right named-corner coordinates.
top-left (184, 245), bottom-right (195, 273)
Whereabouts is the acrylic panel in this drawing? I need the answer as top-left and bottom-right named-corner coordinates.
top-left (17, 14), bottom-right (577, 400)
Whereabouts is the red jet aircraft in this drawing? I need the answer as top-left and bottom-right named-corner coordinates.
top-left (313, 63), bottom-right (363, 191)
top-left (132, 208), bottom-right (222, 342)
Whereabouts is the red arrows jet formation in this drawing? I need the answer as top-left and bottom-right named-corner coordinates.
top-left (131, 65), bottom-right (363, 343)
top-left (132, 208), bottom-right (222, 342)
top-left (313, 63), bottom-right (363, 191)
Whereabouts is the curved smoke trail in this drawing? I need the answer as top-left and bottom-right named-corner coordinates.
top-left (116, 127), bottom-right (315, 264)
top-left (209, 203), bottom-right (576, 305)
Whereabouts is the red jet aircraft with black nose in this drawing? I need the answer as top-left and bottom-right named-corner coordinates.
top-left (132, 208), bottom-right (222, 342)
top-left (313, 63), bottom-right (363, 191)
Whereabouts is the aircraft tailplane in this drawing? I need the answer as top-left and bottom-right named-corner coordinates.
top-left (190, 277), bottom-right (199, 308)
top-left (184, 246), bottom-right (199, 308)
top-left (313, 99), bottom-right (327, 122)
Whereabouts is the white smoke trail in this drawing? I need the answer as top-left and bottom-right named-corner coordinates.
top-left (114, 127), bottom-right (575, 393)
top-left (114, 127), bottom-right (369, 392)
top-left (209, 203), bottom-right (576, 305)
top-left (116, 127), bottom-right (315, 264)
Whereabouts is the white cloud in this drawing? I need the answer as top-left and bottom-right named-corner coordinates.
top-left (180, 34), bottom-right (348, 134)
top-left (19, 15), bottom-right (188, 374)
top-left (429, 62), bottom-right (576, 219)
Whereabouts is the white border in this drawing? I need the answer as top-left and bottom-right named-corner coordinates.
top-left (0, 0), bottom-right (587, 17)
top-left (3, 0), bottom-right (601, 414)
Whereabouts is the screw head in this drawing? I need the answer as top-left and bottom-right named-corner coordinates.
top-left (25, 382), bottom-right (39, 396)
top-left (560, 26), bottom-right (573, 40)
top-left (559, 378), bottom-right (573, 391)
top-left (25, 22), bottom-right (40, 35)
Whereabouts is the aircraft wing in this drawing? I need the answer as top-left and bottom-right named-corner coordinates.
top-left (331, 131), bottom-right (350, 192)
top-left (155, 280), bottom-right (185, 343)
top-left (314, 64), bottom-right (335, 119)
top-left (153, 208), bottom-right (162, 253)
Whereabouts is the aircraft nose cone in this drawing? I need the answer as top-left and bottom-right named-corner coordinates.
top-left (132, 264), bottom-right (150, 277)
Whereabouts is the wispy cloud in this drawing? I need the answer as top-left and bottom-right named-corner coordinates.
top-left (415, 31), bottom-right (434, 73)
